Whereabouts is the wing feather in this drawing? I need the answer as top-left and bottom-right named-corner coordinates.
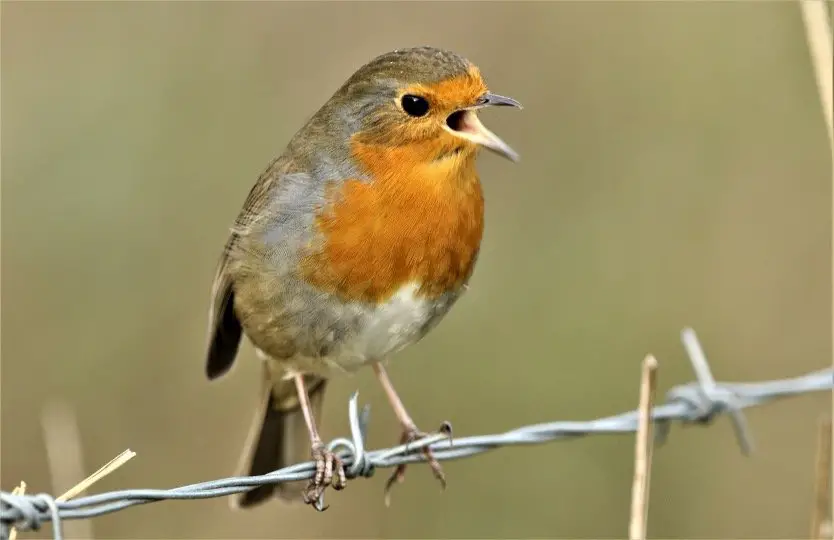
top-left (204, 157), bottom-right (286, 379)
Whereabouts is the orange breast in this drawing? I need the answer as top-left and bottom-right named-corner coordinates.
top-left (301, 140), bottom-right (485, 304)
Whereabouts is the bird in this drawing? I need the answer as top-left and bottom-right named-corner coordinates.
top-left (204, 46), bottom-right (521, 510)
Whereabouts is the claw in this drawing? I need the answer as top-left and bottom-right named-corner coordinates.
top-left (439, 420), bottom-right (453, 445)
top-left (303, 443), bottom-right (346, 510)
top-left (383, 421), bottom-right (452, 506)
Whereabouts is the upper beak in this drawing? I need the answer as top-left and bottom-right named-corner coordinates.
top-left (479, 92), bottom-right (523, 109)
top-left (448, 92), bottom-right (522, 162)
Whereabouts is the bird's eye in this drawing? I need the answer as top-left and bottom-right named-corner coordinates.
top-left (401, 94), bottom-right (429, 117)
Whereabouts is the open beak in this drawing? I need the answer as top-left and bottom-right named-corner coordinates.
top-left (445, 92), bottom-right (522, 162)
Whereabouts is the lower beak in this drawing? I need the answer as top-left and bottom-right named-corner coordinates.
top-left (448, 93), bottom-right (522, 162)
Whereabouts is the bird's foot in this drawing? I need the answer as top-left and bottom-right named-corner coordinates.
top-left (302, 442), bottom-right (346, 510)
top-left (383, 421), bottom-right (453, 506)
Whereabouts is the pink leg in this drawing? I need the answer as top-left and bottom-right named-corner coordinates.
top-left (291, 374), bottom-right (346, 507)
top-left (372, 363), bottom-right (452, 505)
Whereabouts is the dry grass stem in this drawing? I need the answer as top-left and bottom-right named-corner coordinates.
top-left (42, 402), bottom-right (135, 538)
top-left (42, 402), bottom-right (95, 538)
top-left (8, 482), bottom-right (27, 540)
top-left (57, 449), bottom-right (137, 502)
top-left (798, 7), bottom-right (833, 537)
top-left (799, 4), bottom-right (834, 441)
top-left (811, 416), bottom-right (832, 539)
top-left (799, 0), bottom-right (833, 151)
top-left (5, 440), bottom-right (133, 540)
top-left (43, 403), bottom-right (87, 500)
top-left (629, 354), bottom-right (659, 540)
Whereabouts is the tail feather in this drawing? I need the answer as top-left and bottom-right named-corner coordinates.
top-left (231, 365), bottom-right (327, 509)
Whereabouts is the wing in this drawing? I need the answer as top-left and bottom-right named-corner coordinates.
top-left (204, 157), bottom-right (286, 380)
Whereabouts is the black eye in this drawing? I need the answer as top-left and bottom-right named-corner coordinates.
top-left (401, 94), bottom-right (429, 117)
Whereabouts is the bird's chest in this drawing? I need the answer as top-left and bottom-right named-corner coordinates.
top-left (301, 170), bottom-right (485, 304)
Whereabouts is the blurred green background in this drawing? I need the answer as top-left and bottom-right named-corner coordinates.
top-left (2, 1), bottom-right (832, 538)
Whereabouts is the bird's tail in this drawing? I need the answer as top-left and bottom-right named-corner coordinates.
top-left (230, 364), bottom-right (327, 509)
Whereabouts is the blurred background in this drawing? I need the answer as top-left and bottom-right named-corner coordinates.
top-left (2, 2), bottom-right (832, 538)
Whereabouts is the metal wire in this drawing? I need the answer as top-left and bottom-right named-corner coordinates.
top-left (2, 328), bottom-right (831, 540)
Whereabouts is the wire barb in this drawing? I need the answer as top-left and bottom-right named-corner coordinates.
top-left (1, 328), bottom-right (832, 540)
top-left (655, 328), bottom-right (756, 454)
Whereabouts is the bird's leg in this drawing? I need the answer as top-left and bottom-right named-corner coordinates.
top-left (372, 363), bottom-right (452, 505)
top-left (292, 373), bottom-right (346, 508)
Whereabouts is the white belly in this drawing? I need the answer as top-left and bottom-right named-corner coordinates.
top-left (266, 282), bottom-right (433, 379)
top-left (349, 282), bottom-right (431, 363)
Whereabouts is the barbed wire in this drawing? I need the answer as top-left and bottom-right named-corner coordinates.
top-left (2, 328), bottom-right (832, 540)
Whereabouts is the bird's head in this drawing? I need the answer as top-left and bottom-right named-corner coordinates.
top-left (311, 47), bottom-right (521, 175)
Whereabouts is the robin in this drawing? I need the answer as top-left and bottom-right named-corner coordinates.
top-left (204, 46), bottom-right (521, 510)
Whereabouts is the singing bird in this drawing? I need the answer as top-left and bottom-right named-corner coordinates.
top-left (205, 46), bottom-right (521, 509)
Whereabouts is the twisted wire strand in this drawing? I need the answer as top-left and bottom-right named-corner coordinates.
top-left (2, 328), bottom-right (831, 540)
